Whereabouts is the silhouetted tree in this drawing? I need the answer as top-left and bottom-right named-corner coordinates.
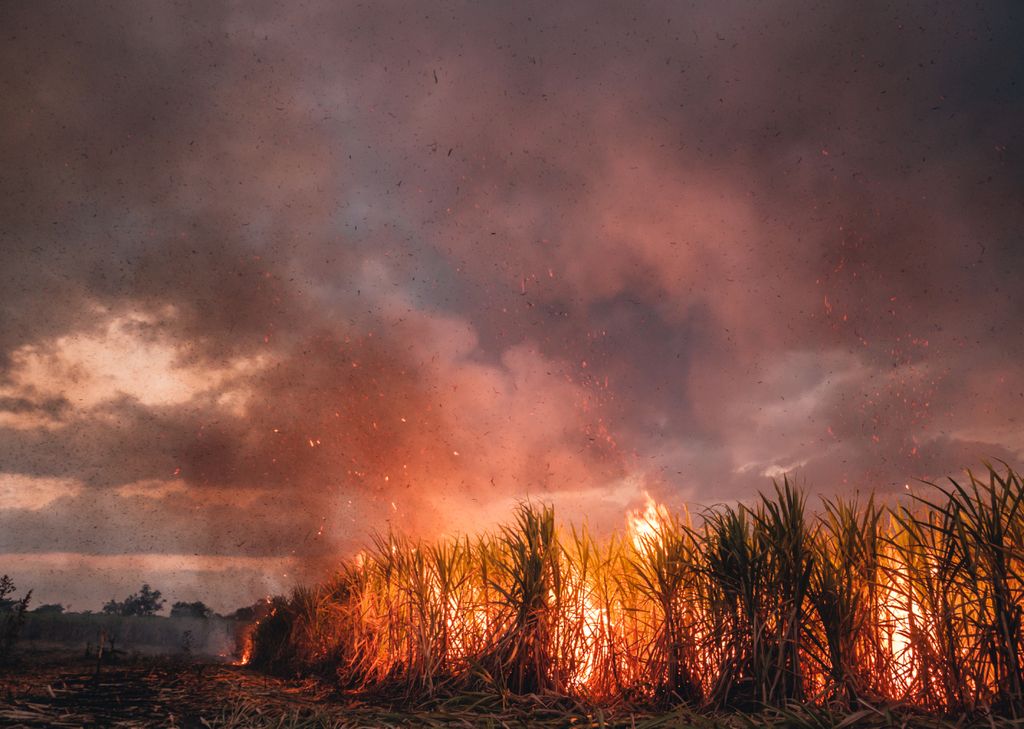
top-left (0, 575), bottom-right (31, 661)
top-left (103, 584), bottom-right (165, 616)
top-left (170, 600), bottom-right (212, 619)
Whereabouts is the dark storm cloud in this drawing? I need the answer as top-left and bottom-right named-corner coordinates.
top-left (0, 397), bottom-right (184, 487)
top-left (0, 396), bottom-right (70, 419)
top-left (1, 1), bottom-right (1022, 607)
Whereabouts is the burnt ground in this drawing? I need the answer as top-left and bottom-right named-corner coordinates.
top-left (0, 654), bottom-right (1016, 728)
top-left (0, 654), bottom-right (627, 729)
top-left (0, 656), bottom-right (316, 728)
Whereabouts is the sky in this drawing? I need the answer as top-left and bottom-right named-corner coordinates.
top-left (1, 1), bottom-right (1022, 613)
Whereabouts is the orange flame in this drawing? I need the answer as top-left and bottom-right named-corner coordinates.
top-left (236, 620), bottom-right (258, 666)
top-left (627, 491), bottom-right (671, 553)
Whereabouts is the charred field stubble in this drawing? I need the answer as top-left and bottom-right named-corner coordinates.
top-left (6, 659), bottom-right (1024, 728)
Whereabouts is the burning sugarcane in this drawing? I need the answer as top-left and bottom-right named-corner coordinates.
top-left (247, 463), bottom-right (1024, 716)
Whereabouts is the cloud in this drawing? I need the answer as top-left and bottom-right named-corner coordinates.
top-left (1, 309), bottom-right (268, 412)
top-left (0, 475), bottom-right (81, 511)
top-left (0, 0), bottom-right (1021, 608)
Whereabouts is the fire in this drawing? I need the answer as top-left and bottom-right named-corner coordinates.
top-left (627, 491), bottom-right (671, 552)
top-left (883, 568), bottom-right (918, 689)
top-left (553, 569), bottom-right (607, 691)
top-left (576, 599), bottom-right (604, 689)
top-left (236, 620), bottom-right (258, 666)
top-left (235, 599), bottom-right (273, 666)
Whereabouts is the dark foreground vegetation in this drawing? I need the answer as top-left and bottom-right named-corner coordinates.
top-left (250, 463), bottom-right (1024, 725)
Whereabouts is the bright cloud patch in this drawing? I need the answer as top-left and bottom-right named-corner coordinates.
top-left (0, 474), bottom-right (82, 510)
top-left (0, 309), bottom-right (267, 416)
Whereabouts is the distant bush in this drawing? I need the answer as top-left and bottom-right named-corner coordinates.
top-left (170, 601), bottom-right (212, 619)
top-left (248, 596), bottom-right (300, 675)
top-left (231, 605), bottom-right (256, 621)
top-left (32, 603), bottom-right (65, 615)
top-left (21, 612), bottom-right (243, 658)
